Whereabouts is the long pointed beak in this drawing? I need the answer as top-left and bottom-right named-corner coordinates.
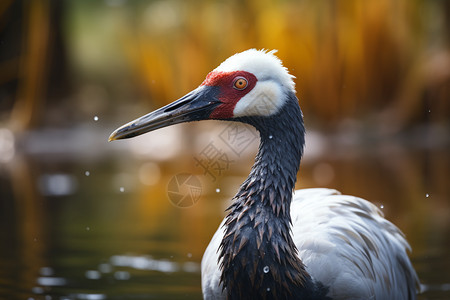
top-left (109, 85), bottom-right (220, 141)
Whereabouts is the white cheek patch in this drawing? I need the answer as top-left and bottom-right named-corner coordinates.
top-left (233, 81), bottom-right (284, 117)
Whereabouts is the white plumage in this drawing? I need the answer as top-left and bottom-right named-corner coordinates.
top-left (202, 188), bottom-right (419, 299)
top-left (214, 49), bottom-right (296, 92)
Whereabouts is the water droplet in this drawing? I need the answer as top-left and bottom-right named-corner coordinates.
top-left (268, 135), bottom-right (273, 139)
top-left (426, 193), bottom-right (430, 198)
top-left (380, 205), bottom-right (384, 209)
top-left (263, 266), bottom-right (269, 273)
top-left (216, 188), bottom-right (220, 193)
top-left (267, 287), bottom-right (271, 292)
top-left (119, 187), bottom-right (125, 193)
top-left (428, 109), bottom-right (431, 113)
top-left (94, 116), bottom-right (99, 121)
top-left (85, 171), bottom-right (90, 176)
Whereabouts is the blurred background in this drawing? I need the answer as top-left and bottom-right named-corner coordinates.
top-left (0, 0), bottom-right (449, 299)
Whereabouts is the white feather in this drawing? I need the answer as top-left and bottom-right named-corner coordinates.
top-left (201, 188), bottom-right (419, 300)
top-left (233, 80), bottom-right (284, 117)
top-left (202, 221), bottom-right (227, 300)
top-left (213, 49), bottom-right (295, 118)
top-left (214, 49), bottom-right (296, 93)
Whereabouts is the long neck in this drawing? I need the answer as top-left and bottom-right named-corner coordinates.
top-left (219, 95), bottom-right (324, 299)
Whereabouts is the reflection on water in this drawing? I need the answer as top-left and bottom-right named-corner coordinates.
top-left (0, 124), bottom-right (449, 299)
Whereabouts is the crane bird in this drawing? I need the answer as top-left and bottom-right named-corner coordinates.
top-left (109, 49), bottom-right (419, 299)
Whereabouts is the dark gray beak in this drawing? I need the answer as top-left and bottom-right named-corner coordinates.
top-left (109, 85), bottom-right (220, 141)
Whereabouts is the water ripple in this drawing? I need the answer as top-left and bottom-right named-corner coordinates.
top-left (110, 254), bottom-right (200, 274)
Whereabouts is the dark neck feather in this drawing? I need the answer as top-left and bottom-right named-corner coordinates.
top-left (219, 93), bottom-right (328, 299)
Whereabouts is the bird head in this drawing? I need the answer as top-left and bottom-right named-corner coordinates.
top-left (109, 49), bottom-right (297, 141)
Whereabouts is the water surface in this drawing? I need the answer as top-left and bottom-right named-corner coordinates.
top-left (0, 124), bottom-right (448, 299)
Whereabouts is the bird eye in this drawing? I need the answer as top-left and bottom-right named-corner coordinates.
top-left (233, 77), bottom-right (248, 90)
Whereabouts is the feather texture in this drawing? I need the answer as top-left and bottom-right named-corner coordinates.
top-left (201, 188), bottom-right (419, 300)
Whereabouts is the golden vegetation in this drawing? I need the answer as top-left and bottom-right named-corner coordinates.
top-left (120, 0), bottom-right (449, 128)
top-left (1, 0), bottom-right (449, 130)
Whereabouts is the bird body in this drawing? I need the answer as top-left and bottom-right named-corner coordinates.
top-left (109, 49), bottom-right (419, 299)
top-left (203, 188), bottom-right (417, 299)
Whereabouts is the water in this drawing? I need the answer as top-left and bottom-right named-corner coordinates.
top-left (0, 126), bottom-right (449, 299)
